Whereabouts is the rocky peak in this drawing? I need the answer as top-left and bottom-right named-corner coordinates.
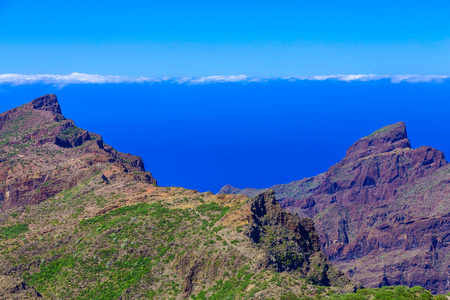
top-left (30, 94), bottom-right (62, 115)
top-left (0, 94), bottom-right (156, 210)
top-left (316, 122), bottom-right (446, 205)
top-left (247, 190), bottom-right (321, 252)
top-left (344, 122), bottom-right (411, 162)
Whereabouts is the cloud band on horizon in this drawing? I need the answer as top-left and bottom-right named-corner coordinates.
top-left (0, 73), bottom-right (448, 86)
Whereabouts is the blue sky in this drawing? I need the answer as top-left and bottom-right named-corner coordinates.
top-left (1, 0), bottom-right (449, 76)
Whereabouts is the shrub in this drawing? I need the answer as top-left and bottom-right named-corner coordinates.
top-left (0, 223), bottom-right (29, 239)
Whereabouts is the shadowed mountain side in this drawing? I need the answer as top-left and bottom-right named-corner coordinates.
top-left (220, 122), bottom-right (450, 294)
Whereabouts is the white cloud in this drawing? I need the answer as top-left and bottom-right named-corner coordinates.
top-left (0, 72), bottom-right (448, 86)
top-left (0, 72), bottom-right (157, 85)
top-left (281, 74), bottom-right (450, 83)
top-left (190, 75), bottom-right (248, 84)
top-left (173, 75), bottom-right (248, 84)
top-left (387, 75), bottom-right (450, 83)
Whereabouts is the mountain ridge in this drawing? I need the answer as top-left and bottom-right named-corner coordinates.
top-left (219, 121), bottom-right (450, 294)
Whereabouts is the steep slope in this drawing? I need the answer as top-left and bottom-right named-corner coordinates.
top-left (0, 94), bottom-right (156, 210)
top-left (220, 122), bottom-right (450, 294)
top-left (0, 95), bottom-right (361, 299)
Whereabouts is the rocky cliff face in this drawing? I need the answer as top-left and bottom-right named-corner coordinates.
top-left (0, 94), bottom-right (156, 210)
top-left (243, 190), bottom-right (355, 290)
top-left (220, 122), bottom-right (450, 294)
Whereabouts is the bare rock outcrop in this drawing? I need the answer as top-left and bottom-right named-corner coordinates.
top-left (245, 190), bottom-right (357, 289)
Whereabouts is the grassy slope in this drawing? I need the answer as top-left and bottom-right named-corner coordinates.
top-left (0, 178), bottom-right (447, 299)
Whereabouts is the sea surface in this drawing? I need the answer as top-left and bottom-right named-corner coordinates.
top-left (1, 80), bottom-right (449, 192)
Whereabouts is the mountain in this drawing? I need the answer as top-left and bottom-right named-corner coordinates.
top-left (219, 122), bottom-right (450, 294)
top-left (0, 95), bottom-right (363, 299)
top-left (0, 94), bottom-right (156, 210)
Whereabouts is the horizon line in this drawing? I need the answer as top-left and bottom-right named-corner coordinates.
top-left (0, 73), bottom-right (449, 86)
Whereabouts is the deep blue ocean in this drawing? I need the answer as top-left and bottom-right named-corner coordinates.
top-left (1, 80), bottom-right (449, 192)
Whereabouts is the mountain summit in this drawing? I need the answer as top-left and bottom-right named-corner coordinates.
top-left (344, 121), bottom-right (411, 162)
top-left (30, 94), bottom-right (62, 114)
top-left (0, 94), bottom-right (156, 210)
top-left (220, 122), bottom-right (450, 294)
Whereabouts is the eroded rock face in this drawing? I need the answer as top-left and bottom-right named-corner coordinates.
top-left (221, 122), bottom-right (450, 294)
top-left (0, 94), bottom-right (156, 210)
top-left (31, 94), bottom-right (62, 115)
top-left (244, 190), bottom-right (356, 289)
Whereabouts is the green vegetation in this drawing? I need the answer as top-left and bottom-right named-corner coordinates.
top-left (274, 286), bottom-right (449, 300)
top-left (26, 254), bottom-right (153, 299)
top-left (366, 123), bottom-right (398, 138)
top-left (9, 190), bottom-right (445, 300)
top-left (327, 285), bottom-right (447, 300)
top-left (25, 202), bottom-right (183, 298)
top-left (59, 126), bottom-right (84, 138)
top-left (0, 223), bottom-right (28, 239)
top-left (195, 202), bottom-right (230, 230)
top-left (21, 198), bottom-right (241, 299)
top-left (0, 183), bottom-right (447, 300)
top-left (192, 266), bottom-right (254, 299)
